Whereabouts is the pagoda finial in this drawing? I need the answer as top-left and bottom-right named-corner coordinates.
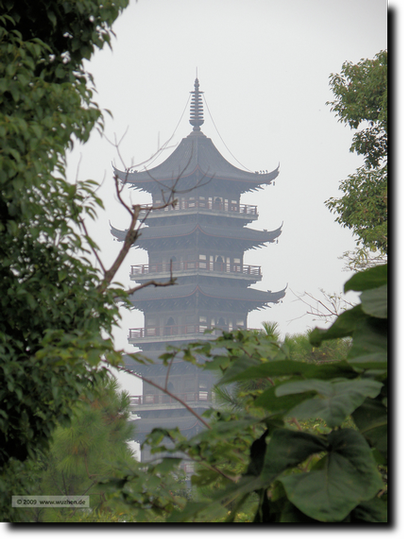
top-left (189, 77), bottom-right (204, 131)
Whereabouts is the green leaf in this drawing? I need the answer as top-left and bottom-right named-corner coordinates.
top-left (276, 378), bottom-right (383, 427)
top-left (344, 264), bottom-right (387, 293)
top-left (349, 497), bottom-right (388, 522)
top-left (47, 11), bottom-right (57, 27)
top-left (260, 429), bottom-right (327, 483)
top-left (309, 304), bottom-right (367, 346)
top-left (304, 361), bottom-right (359, 380)
top-left (360, 284), bottom-right (387, 318)
top-left (278, 429), bottom-right (384, 521)
top-left (166, 499), bottom-right (228, 523)
top-left (351, 397), bottom-right (387, 458)
top-left (347, 318), bottom-right (387, 366)
top-left (254, 387), bottom-right (316, 414)
top-left (218, 359), bottom-right (313, 385)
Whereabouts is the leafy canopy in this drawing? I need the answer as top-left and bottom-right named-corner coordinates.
top-left (0, 0), bottom-right (130, 520)
top-left (325, 50), bottom-right (387, 256)
top-left (20, 378), bottom-right (138, 522)
top-left (102, 265), bottom-right (387, 523)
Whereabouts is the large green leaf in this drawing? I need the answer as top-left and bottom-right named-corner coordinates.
top-left (344, 264), bottom-right (387, 293)
top-left (260, 429), bottom-right (327, 483)
top-left (303, 361), bottom-right (359, 380)
top-left (218, 360), bottom-right (314, 385)
top-left (278, 429), bottom-right (384, 522)
top-left (219, 359), bottom-right (360, 385)
top-left (254, 386), bottom-right (316, 414)
top-left (351, 397), bottom-right (387, 458)
top-left (276, 378), bottom-right (383, 427)
top-left (348, 497), bottom-right (388, 522)
top-left (360, 285), bottom-right (387, 319)
top-left (309, 305), bottom-right (367, 346)
top-left (347, 318), bottom-right (387, 366)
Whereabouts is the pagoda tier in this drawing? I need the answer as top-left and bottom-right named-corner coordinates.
top-left (113, 130), bottom-right (279, 197)
top-left (127, 282), bottom-right (286, 350)
top-left (113, 78), bottom-right (286, 462)
top-left (111, 221), bottom-right (283, 252)
top-left (131, 279), bottom-right (286, 306)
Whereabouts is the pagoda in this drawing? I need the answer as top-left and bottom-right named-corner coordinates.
top-left (111, 79), bottom-right (286, 462)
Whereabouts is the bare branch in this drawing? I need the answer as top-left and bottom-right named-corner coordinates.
top-left (124, 277), bottom-right (176, 297)
top-left (114, 172), bottom-right (133, 216)
top-left (97, 203), bottom-right (141, 293)
top-left (104, 128), bottom-right (129, 171)
top-left (288, 288), bottom-right (354, 324)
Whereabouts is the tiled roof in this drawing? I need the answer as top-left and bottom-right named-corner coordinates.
top-left (113, 131), bottom-right (279, 189)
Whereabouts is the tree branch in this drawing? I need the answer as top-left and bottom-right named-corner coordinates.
top-left (97, 202), bottom-right (140, 293)
top-left (116, 364), bottom-right (211, 430)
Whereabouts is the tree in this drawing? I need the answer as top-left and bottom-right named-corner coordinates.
top-left (325, 50), bottom-right (387, 261)
top-left (0, 0), bottom-right (138, 520)
top-left (19, 378), bottom-right (138, 522)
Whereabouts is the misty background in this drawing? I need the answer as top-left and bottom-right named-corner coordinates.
top-left (65, 0), bottom-right (387, 394)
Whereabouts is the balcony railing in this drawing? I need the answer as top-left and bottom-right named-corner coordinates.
top-left (150, 200), bottom-right (257, 216)
top-left (128, 324), bottom-right (216, 340)
top-left (130, 391), bottom-right (209, 407)
top-left (130, 261), bottom-right (261, 277)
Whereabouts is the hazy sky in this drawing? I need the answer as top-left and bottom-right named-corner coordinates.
top-left (66, 0), bottom-right (387, 394)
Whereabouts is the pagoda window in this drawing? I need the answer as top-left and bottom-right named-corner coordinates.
top-left (214, 197), bottom-right (223, 210)
top-left (231, 200), bottom-right (238, 212)
top-left (165, 317), bottom-right (175, 336)
top-left (217, 317), bottom-right (225, 327)
top-left (215, 255), bottom-right (224, 272)
top-left (199, 316), bottom-right (207, 324)
top-left (146, 317), bottom-right (157, 336)
top-left (199, 380), bottom-right (208, 401)
top-left (188, 197), bottom-right (196, 208)
top-left (199, 254), bottom-right (207, 269)
top-left (236, 319), bottom-right (245, 328)
top-left (199, 196), bottom-right (206, 208)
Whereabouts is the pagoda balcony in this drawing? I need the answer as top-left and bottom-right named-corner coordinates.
top-left (130, 261), bottom-right (262, 282)
top-left (148, 199), bottom-right (258, 219)
top-left (128, 324), bottom-right (235, 345)
top-left (130, 391), bottom-right (211, 412)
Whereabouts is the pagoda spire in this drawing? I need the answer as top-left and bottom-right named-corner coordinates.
top-left (189, 78), bottom-right (204, 131)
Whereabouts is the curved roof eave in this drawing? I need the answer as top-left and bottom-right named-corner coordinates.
top-left (109, 221), bottom-right (284, 245)
top-left (112, 133), bottom-right (280, 187)
top-left (129, 283), bottom-right (287, 304)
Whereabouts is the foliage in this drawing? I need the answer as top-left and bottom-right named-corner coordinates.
top-left (104, 265), bottom-right (387, 522)
top-left (17, 378), bottom-right (138, 522)
top-left (0, 0), bottom-right (131, 521)
top-left (325, 50), bottom-right (387, 257)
